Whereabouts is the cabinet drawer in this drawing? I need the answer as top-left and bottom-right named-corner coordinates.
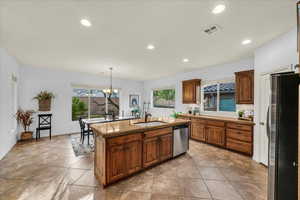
top-left (227, 123), bottom-right (252, 131)
top-left (227, 129), bottom-right (252, 142)
top-left (226, 138), bottom-right (252, 155)
top-left (191, 118), bottom-right (206, 124)
top-left (206, 120), bottom-right (225, 127)
top-left (108, 133), bottom-right (142, 146)
top-left (144, 128), bottom-right (172, 138)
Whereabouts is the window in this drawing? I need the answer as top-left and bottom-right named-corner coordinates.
top-left (72, 88), bottom-right (119, 121)
top-left (153, 89), bottom-right (175, 108)
top-left (203, 82), bottom-right (236, 112)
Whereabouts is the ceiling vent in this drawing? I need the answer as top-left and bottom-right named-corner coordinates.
top-left (203, 24), bottom-right (221, 35)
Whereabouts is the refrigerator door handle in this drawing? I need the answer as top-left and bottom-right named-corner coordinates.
top-left (266, 106), bottom-right (270, 139)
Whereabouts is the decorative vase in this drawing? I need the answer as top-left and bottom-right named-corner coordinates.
top-left (20, 131), bottom-right (33, 140)
top-left (39, 99), bottom-right (51, 111)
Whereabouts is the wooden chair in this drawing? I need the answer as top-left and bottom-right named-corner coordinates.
top-left (36, 114), bottom-right (52, 140)
top-left (78, 117), bottom-right (93, 145)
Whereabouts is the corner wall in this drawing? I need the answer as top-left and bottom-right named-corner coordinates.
top-left (0, 48), bottom-right (20, 160)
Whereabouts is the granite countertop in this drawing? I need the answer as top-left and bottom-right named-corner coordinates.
top-left (90, 117), bottom-right (190, 138)
top-left (178, 114), bottom-right (255, 125)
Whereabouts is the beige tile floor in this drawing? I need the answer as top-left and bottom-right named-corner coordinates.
top-left (0, 135), bottom-right (267, 200)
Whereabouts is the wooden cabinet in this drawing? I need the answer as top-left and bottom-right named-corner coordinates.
top-left (143, 129), bottom-right (173, 168)
top-left (143, 137), bottom-right (160, 168)
top-left (179, 114), bottom-right (254, 156)
top-left (206, 126), bottom-right (225, 147)
top-left (107, 145), bottom-right (127, 182)
top-left (160, 133), bottom-right (173, 161)
top-left (191, 121), bottom-right (206, 142)
top-left (235, 70), bottom-right (254, 104)
top-left (126, 141), bottom-right (143, 175)
top-left (182, 79), bottom-right (201, 104)
top-left (107, 134), bottom-right (142, 183)
top-left (226, 123), bottom-right (253, 156)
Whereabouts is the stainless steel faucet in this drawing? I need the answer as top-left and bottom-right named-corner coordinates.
top-left (145, 112), bottom-right (152, 122)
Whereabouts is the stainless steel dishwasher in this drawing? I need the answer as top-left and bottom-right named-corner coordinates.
top-left (173, 124), bottom-right (189, 157)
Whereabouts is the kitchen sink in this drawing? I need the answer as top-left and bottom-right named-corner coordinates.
top-left (134, 121), bottom-right (166, 127)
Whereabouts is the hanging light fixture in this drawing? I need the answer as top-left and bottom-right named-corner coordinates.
top-left (104, 67), bottom-right (118, 94)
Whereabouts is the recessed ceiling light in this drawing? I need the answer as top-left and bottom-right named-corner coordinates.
top-left (147, 44), bottom-right (155, 50)
top-left (242, 39), bottom-right (252, 45)
top-left (182, 58), bottom-right (189, 63)
top-left (80, 19), bottom-right (92, 27)
top-left (212, 4), bottom-right (226, 14)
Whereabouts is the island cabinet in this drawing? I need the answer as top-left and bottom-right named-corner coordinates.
top-left (106, 134), bottom-right (142, 183)
top-left (94, 125), bottom-right (180, 186)
top-left (143, 128), bottom-right (173, 168)
top-left (180, 114), bottom-right (254, 156)
top-left (235, 70), bottom-right (254, 104)
top-left (182, 79), bottom-right (201, 104)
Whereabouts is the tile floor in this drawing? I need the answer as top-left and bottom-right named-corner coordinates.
top-left (0, 135), bottom-right (267, 200)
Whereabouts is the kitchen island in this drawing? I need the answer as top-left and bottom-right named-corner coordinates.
top-left (91, 117), bottom-right (190, 186)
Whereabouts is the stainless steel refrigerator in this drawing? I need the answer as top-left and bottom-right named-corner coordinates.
top-left (268, 72), bottom-right (299, 200)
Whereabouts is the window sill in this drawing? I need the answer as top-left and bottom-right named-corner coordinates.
top-left (200, 111), bottom-right (237, 118)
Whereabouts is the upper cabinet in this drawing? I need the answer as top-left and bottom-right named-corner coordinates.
top-left (235, 70), bottom-right (254, 104)
top-left (182, 79), bottom-right (201, 104)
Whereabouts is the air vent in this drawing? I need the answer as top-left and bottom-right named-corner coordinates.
top-left (203, 24), bottom-right (221, 35)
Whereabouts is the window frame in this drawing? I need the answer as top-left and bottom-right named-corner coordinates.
top-left (72, 86), bottom-right (121, 121)
top-left (201, 79), bottom-right (236, 115)
top-left (151, 87), bottom-right (176, 109)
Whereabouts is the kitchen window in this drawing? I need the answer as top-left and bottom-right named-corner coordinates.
top-left (202, 82), bottom-right (236, 112)
top-left (152, 89), bottom-right (175, 108)
top-left (72, 88), bottom-right (119, 121)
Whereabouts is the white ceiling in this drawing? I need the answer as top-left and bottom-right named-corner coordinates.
top-left (0, 0), bottom-right (296, 80)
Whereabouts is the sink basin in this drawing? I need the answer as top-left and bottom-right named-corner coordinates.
top-left (134, 121), bottom-right (166, 127)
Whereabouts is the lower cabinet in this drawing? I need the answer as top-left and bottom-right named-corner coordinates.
top-left (206, 126), bottom-right (225, 147)
top-left (107, 145), bottom-right (127, 182)
top-left (143, 132), bottom-right (173, 168)
top-left (107, 136), bottom-right (142, 183)
top-left (191, 123), bottom-right (206, 142)
top-left (160, 133), bottom-right (173, 161)
top-left (143, 137), bottom-right (160, 168)
top-left (186, 115), bottom-right (254, 156)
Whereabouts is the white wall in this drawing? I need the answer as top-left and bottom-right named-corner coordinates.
top-left (19, 66), bottom-right (144, 136)
top-left (253, 27), bottom-right (298, 162)
top-left (143, 58), bottom-right (254, 117)
top-left (0, 48), bottom-right (20, 160)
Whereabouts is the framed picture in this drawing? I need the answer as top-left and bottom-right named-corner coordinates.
top-left (129, 95), bottom-right (139, 108)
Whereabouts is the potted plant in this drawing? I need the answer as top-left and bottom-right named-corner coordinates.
top-left (15, 109), bottom-right (35, 140)
top-left (238, 110), bottom-right (245, 118)
top-left (34, 91), bottom-right (55, 111)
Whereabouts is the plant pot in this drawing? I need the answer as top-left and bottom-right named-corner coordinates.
top-left (39, 99), bottom-right (51, 111)
top-left (21, 131), bottom-right (33, 140)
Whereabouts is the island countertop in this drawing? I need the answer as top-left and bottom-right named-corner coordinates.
top-left (90, 117), bottom-right (190, 138)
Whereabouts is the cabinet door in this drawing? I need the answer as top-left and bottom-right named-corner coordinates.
top-left (206, 126), bottom-right (225, 147)
top-left (107, 145), bottom-right (127, 182)
top-left (125, 140), bottom-right (142, 175)
top-left (182, 79), bottom-right (201, 104)
top-left (160, 133), bottom-right (173, 161)
top-left (191, 123), bottom-right (206, 142)
top-left (143, 137), bottom-right (160, 168)
top-left (183, 81), bottom-right (195, 103)
top-left (235, 70), bottom-right (254, 104)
